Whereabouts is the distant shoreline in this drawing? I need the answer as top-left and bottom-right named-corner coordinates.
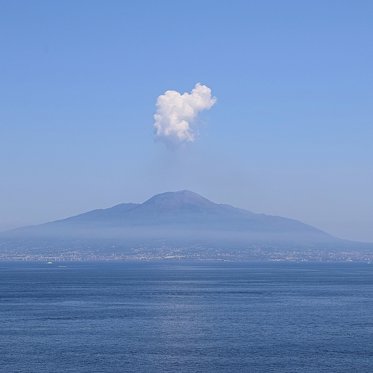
top-left (0, 255), bottom-right (372, 264)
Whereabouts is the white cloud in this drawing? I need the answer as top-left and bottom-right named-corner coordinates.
top-left (154, 83), bottom-right (216, 145)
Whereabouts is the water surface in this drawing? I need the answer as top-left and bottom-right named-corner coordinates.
top-left (1, 261), bottom-right (373, 372)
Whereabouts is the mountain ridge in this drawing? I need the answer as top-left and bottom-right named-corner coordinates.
top-left (4, 190), bottom-right (332, 237)
top-left (30, 190), bottom-right (329, 236)
top-left (2, 190), bottom-right (370, 260)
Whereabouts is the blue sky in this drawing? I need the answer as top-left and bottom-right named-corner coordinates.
top-left (1, 0), bottom-right (372, 241)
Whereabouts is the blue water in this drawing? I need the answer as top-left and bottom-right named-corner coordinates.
top-left (1, 262), bottom-right (373, 372)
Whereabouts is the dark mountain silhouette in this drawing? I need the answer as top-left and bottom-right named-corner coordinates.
top-left (46, 190), bottom-right (332, 238)
top-left (1, 190), bottom-right (354, 257)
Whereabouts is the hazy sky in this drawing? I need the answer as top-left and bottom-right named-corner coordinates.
top-left (1, 1), bottom-right (372, 241)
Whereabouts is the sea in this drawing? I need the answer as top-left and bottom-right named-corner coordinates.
top-left (1, 261), bottom-right (373, 372)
